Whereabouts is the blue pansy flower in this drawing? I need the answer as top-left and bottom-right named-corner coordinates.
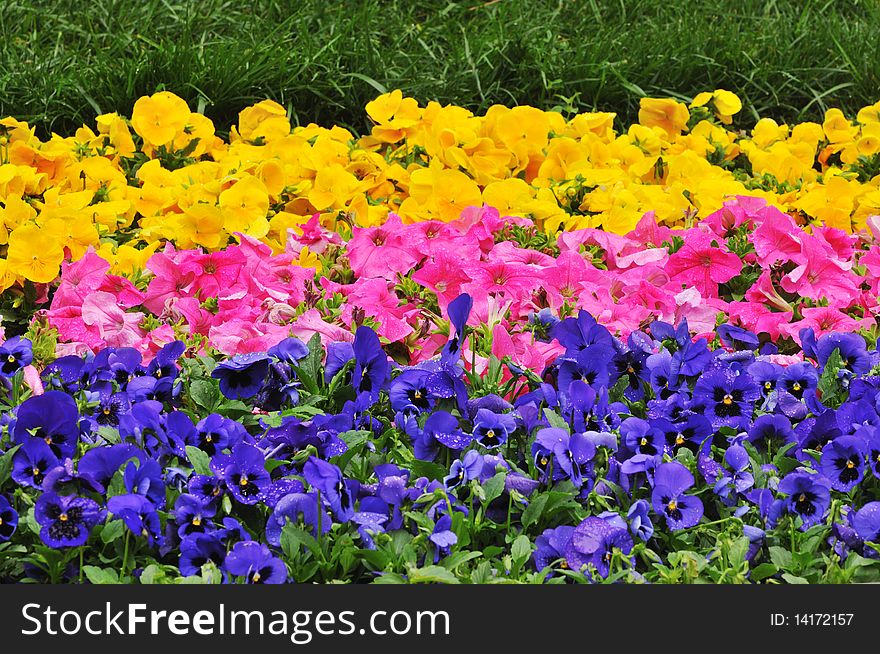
top-left (214, 443), bottom-right (271, 505)
top-left (13, 391), bottom-right (81, 459)
top-left (108, 494), bottom-right (162, 546)
top-left (173, 494), bottom-right (217, 538)
top-left (852, 502), bottom-right (880, 544)
top-left (211, 352), bottom-right (270, 400)
top-left (35, 492), bottom-right (105, 548)
top-left (0, 496), bottom-right (19, 542)
top-left (179, 533), bottom-right (227, 576)
top-left (441, 293), bottom-right (473, 364)
top-left (533, 525), bottom-right (575, 572)
top-left (651, 462), bottom-right (704, 530)
top-left (564, 516), bottom-right (634, 579)
top-left (429, 514), bottom-right (458, 562)
top-left (778, 470), bottom-right (831, 529)
top-left (819, 435), bottom-right (867, 492)
top-left (691, 366), bottom-right (760, 430)
top-left (224, 541), bottom-right (287, 584)
top-left (627, 499), bottom-right (654, 541)
top-left (472, 408), bottom-right (516, 449)
top-left (266, 492), bottom-right (330, 544)
top-left (303, 456), bottom-right (354, 521)
top-left (11, 439), bottom-right (59, 489)
top-left (0, 336), bottom-right (32, 377)
top-left (352, 326), bottom-right (390, 401)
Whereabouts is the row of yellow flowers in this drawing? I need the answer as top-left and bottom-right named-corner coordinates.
top-left (1, 89), bottom-right (880, 288)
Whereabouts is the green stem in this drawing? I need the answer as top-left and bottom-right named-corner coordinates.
top-left (121, 531), bottom-right (130, 578)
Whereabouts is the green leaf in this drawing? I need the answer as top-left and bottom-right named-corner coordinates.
top-left (280, 523), bottom-right (321, 559)
top-left (441, 551), bottom-right (482, 571)
top-left (510, 535), bottom-right (532, 570)
top-left (190, 379), bottom-right (219, 410)
top-left (749, 562), bottom-right (778, 582)
top-left (372, 573), bottom-right (407, 584)
top-left (292, 333), bottom-right (324, 395)
top-left (781, 573), bottom-right (809, 584)
top-left (608, 375), bottom-right (632, 404)
top-left (83, 566), bottom-right (120, 584)
top-left (522, 493), bottom-right (549, 528)
top-left (482, 472), bottom-right (508, 505)
top-left (817, 348), bottom-right (847, 408)
top-left (0, 444), bottom-right (22, 487)
top-left (727, 536), bottom-right (749, 567)
top-left (332, 430), bottom-right (373, 473)
top-left (543, 409), bottom-right (570, 433)
top-left (768, 546), bottom-right (793, 570)
top-left (100, 520), bottom-right (126, 544)
top-left (408, 565), bottom-right (460, 584)
top-left (185, 446), bottom-right (213, 476)
top-left (139, 564), bottom-right (167, 585)
top-left (409, 458), bottom-right (447, 481)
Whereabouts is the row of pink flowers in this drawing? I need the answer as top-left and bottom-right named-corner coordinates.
top-left (46, 197), bottom-right (880, 367)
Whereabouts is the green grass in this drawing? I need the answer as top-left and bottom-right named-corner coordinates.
top-left (1, 0), bottom-right (878, 137)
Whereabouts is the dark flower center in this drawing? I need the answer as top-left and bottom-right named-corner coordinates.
top-left (794, 492), bottom-right (817, 516)
top-left (835, 457), bottom-right (861, 484)
top-left (712, 387), bottom-right (743, 417)
top-left (664, 497), bottom-right (683, 522)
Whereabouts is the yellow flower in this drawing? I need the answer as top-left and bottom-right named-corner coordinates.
top-left (131, 91), bottom-right (191, 147)
top-left (307, 164), bottom-right (362, 211)
top-left (638, 97), bottom-right (690, 137)
top-left (822, 108), bottom-right (856, 144)
top-left (0, 258), bottom-right (18, 293)
top-left (857, 101), bottom-right (880, 125)
top-left (293, 246), bottom-right (320, 272)
top-left (96, 112), bottom-right (136, 158)
top-left (43, 215), bottom-right (100, 261)
top-left (237, 100), bottom-right (290, 143)
top-left (365, 90), bottom-right (421, 142)
top-left (177, 203), bottom-right (226, 249)
top-left (6, 223), bottom-right (65, 283)
top-left (219, 175), bottom-right (270, 238)
top-left (407, 167), bottom-right (482, 222)
top-left (691, 89), bottom-right (742, 124)
top-left (0, 194), bottom-right (36, 245)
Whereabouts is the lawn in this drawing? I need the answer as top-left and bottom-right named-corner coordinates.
top-left (1, 0), bottom-right (878, 136)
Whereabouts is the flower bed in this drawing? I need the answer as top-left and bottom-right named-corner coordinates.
top-left (3, 91), bottom-right (880, 584)
top-left (2, 297), bottom-right (880, 583)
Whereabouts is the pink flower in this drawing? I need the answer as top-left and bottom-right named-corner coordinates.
top-left (626, 210), bottom-right (675, 247)
top-left (135, 325), bottom-right (178, 362)
top-left (287, 214), bottom-right (343, 254)
top-left (53, 250), bottom-right (110, 307)
top-left (411, 251), bottom-right (472, 309)
top-left (750, 208), bottom-right (803, 266)
top-left (290, 309), bottom-right (355, 345)
top-left (81, 291), bottom-right (145, 348)
top-left (664, 228), bottom-right (742, 297)
top-left (464, 260), bottom-right (540, 298)
top-left (340, 278), bottom-right (415, 341)
top-left (98, 275), bottom-right (146, 308)
top-left (185, 249), bottom-right (247, 299)
top-left (782, 307), bottom-right (874, 339)
top-left (143, 248), bottom-right (196, 315)
top-left (22, 365), bottom-right (44, 395)
top-left (208, 320), bottom-right (291, 355)
top-left (541, 251), bottom-right (596, 310)
top-left (175, 297), bottom-right (216, 335)
top-left (347, 213), bottom-right (419, 280)
top-left (727, 301), bottom-right (793, 340)
top-left (673, 287), bottom-right (727, 335)
top-left (779, 237), bottom-right (858, 305)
